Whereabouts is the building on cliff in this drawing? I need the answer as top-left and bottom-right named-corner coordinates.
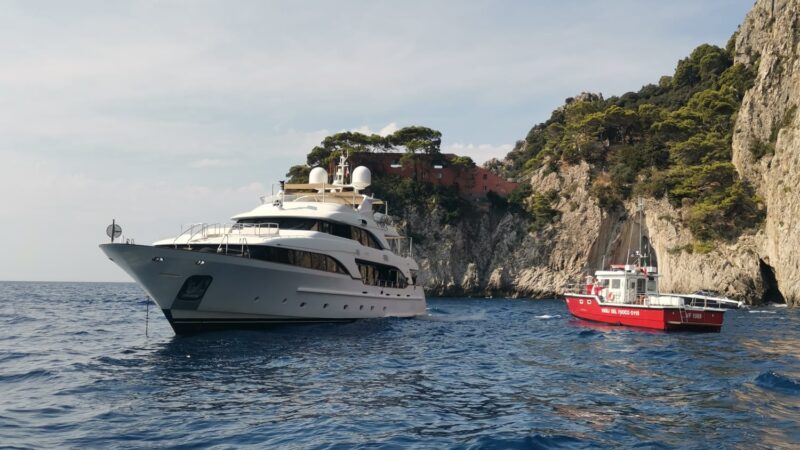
top-left (342, 152), bottom-right (518, 199)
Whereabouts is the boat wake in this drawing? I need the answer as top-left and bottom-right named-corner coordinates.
top-left (417, 309), bottom-right (487, 322)
top-left (535, 314), bottom-right (561, 319)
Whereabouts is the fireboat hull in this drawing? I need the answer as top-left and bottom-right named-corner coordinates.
top-left (564, 295), bottom-right (724, 332)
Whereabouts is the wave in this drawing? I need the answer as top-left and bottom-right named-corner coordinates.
top-left (755, 371), bottom-right (800, 395)
top-left (459, 433), bottom-right (593, 450)
top-left (748, 310), bottom-right (777, 314)
top-left (0, 368), bottom-right (54, 383)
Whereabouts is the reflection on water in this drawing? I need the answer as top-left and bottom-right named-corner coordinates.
top-left (1, 283), bottom-right (799, 448)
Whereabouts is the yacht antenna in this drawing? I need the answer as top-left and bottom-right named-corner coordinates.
top-left (333, 152), bottom-right (349, 186)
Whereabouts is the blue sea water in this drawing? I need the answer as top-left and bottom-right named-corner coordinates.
top-left (1, 282), bottom-right (799, 449)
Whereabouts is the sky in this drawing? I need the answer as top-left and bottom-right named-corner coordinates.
top-left (0, 0), bottom-right (754, 282)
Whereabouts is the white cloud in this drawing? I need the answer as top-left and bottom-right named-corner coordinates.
top-left (349, 122), bottom-right (400, 137)
top-left (378, 123), bottom-right (400, 136)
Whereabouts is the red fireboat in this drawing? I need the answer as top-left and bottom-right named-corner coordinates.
top-left (564, 264), bottom-right (725, 332)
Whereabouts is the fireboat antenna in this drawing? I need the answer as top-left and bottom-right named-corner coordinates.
top-left (625, 209), bottom-right (635, 267)
top-left (638, 197), bottom-right (645, 267)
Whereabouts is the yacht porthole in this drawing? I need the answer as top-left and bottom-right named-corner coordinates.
top-left (152, 257), bottom-right (165, 262)
top-left (370, 306), bottom-right (374, 310)
top-left (282, 298), bottom-right (287, 303)
top-left (300, 302), bottom-right (306, 307)
top-left (323, 303), bottom-right (328, 309)
top-left (343, 305), bottom-right (348, 310)
top-left (253, 296), bottom-right (260, 302)
top-left (382, 306), bottom-right (387, 311)
top-left (195, 260), bottom-right (205, 265)
top-left (359, 305), bottom-right (364, 310)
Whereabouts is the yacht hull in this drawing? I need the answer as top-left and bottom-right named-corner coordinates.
top-left (100, 243), bottom-right (427, 334)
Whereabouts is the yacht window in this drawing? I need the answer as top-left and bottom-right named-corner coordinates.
top-left (611, 279), bottom-right (620, 289)
top-left (351, 227), bottom-right (381, 249)
top-left (289, 249), bottom-right (312, 268)
top-left (236, 218), bottom-right (384, 249)
top-left (155, 243), bottom-right (348, 275)
top-left (237, 217), bottom-right (317, 230)
top-left (356, 259), bottom-right (407, 289)
top-left (252, 246), bottom-right (348, 275)
top-left (636, 278), bottom-right (646, 293)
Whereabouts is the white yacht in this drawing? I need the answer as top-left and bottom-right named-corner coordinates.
top-left (100, 156), bottom-right (427, 334)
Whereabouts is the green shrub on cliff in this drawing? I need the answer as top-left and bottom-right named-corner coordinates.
top-left (499, 40), bottom-right (762, 244)
top-left (369, 174), bottom-right (469, 225)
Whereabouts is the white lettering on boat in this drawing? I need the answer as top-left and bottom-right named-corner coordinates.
top-left (600, 307), bottom-right (640, 316)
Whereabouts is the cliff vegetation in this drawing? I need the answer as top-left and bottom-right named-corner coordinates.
top-left (496, 41), bottom-right (765, 251)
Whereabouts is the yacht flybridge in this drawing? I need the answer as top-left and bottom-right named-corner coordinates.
top-left (100, 155), bottom-right (426, 334)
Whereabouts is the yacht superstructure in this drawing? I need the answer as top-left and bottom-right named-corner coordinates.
top-left (101, 156), bottom-right (426, 334)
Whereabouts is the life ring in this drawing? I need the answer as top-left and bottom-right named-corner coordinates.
top-left (607, 292), bottom-right (615, 302)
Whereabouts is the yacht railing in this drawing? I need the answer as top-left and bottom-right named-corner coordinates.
top-left (387, 236), bottom-right (413, 258)
top-left (172, 223), bottom-right (205, 247)
top-left (172, 222), bottom-right (279, 247)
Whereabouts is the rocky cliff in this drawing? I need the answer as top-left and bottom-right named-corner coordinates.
top-left (732, 0), bottom-right (800, 305)
top-left (410, 0), bottom-right (799, 305)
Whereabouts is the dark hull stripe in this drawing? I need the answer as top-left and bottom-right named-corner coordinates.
top-left (162, 309), bottom-right (356, 334)
top-left (170, 317), bottom-right (356, 323)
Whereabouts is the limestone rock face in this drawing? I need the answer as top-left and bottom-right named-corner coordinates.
top-left (639, 199), bottom-right (764, 300)
top-left (732, 0), bottom-right (800, 305)
top-left (407, 162), bottom-right (617, 298)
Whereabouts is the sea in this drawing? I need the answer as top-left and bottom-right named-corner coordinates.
top-left (0, 282), bottom-right (798, 449)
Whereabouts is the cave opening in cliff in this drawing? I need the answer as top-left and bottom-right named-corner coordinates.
top-left (758, 258), bottom-right (785, 304)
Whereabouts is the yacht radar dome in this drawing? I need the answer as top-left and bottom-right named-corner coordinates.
top-left (308, 167), bottom-right (328, 185)
top-left (351, 166), bottom-right (371, 190)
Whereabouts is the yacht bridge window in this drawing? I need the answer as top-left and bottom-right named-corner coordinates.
top-left (236, 218), bottom-right (383, 249)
